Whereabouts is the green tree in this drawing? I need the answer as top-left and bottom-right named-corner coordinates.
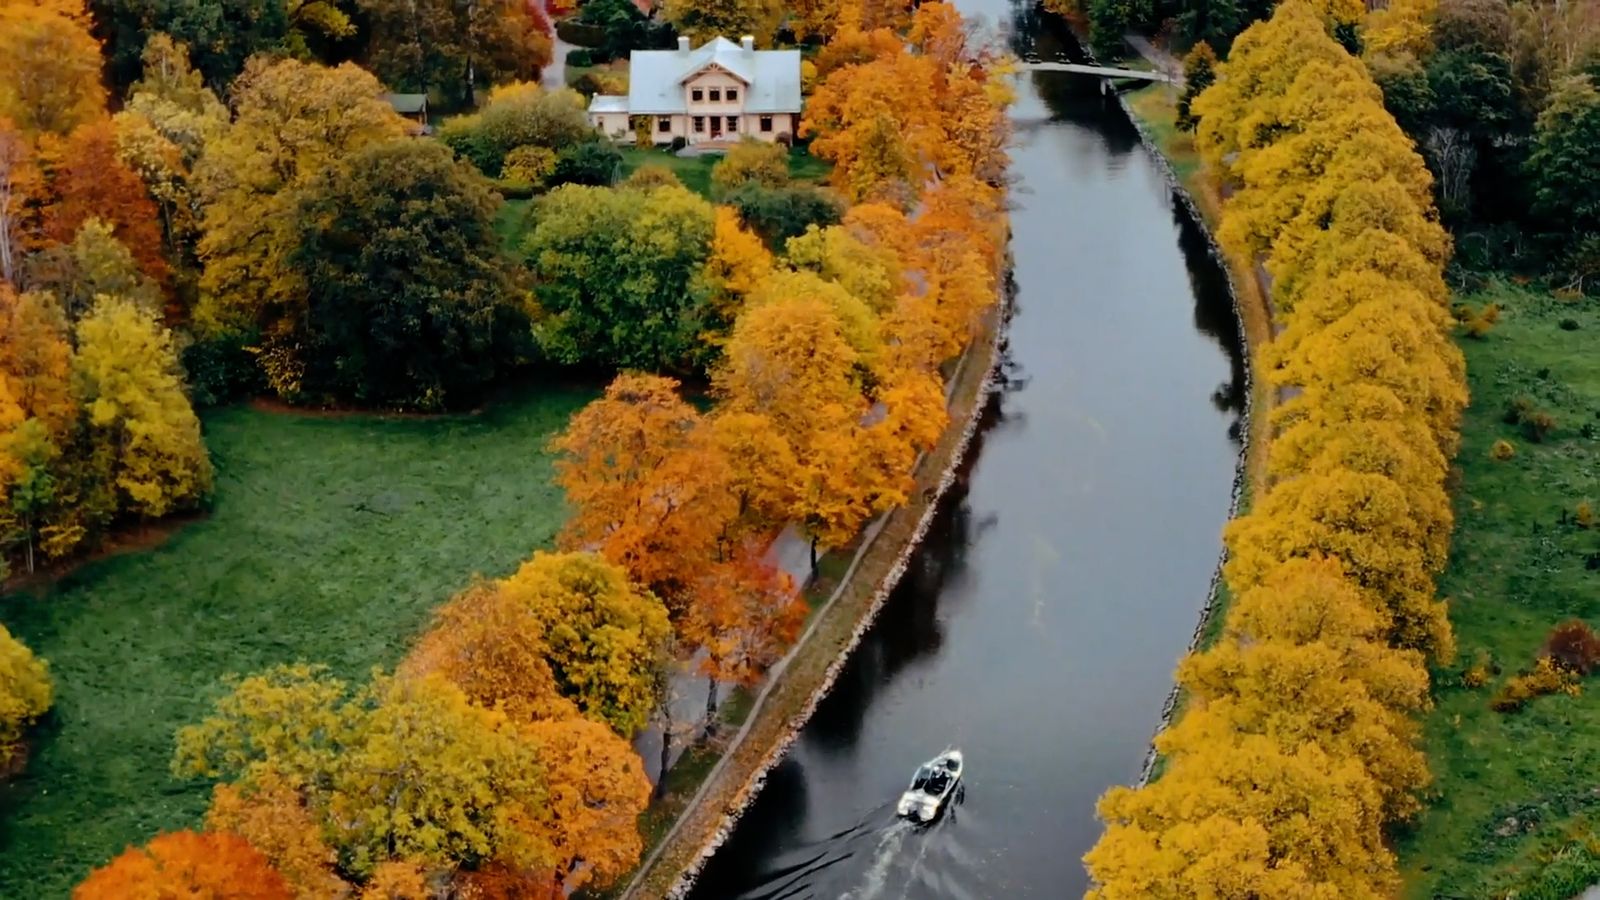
top-left (292, 138), bottom-right (524, 410)
top-left (92, 0), bottom-right (291, 92)
top-left (73, 296), bottom-right (212, 519)
top-left (524, 183), bottom-right (715, 370)
top-left (1527, 74), bottom-right (1600, 235)
top-left (724, 182), bottom-right (845, 248)
top-left (24, 219), bottom-right (164, 322)
top-left (1177, 42), bottom-right (1218, 132)
top-left (551, 140), bottom-right (624, 188)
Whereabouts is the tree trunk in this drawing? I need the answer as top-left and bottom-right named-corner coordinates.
top-left (809, 536), bottom-right (819, 572)
top-left (656, 724), bottom-right (673, 799)
top-left (704, 676), bottom-right (719, 738)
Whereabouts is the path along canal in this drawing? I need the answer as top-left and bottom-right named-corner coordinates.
top-left (684, 6), bottom-right (1247, 899)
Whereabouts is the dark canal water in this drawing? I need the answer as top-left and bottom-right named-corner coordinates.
top-left (685, 6), bottom-right (1247, 899)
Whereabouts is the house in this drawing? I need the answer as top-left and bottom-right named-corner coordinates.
top-left (587, 36), bottom-right (801, 146)
top-left (382, 93), bottom-right (430, 131)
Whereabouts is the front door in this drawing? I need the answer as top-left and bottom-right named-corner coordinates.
top-left (711, 117), bottom-right (722, 138)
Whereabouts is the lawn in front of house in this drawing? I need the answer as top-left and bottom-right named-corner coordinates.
top-left (1397, 280), bottom-right (1600, 898)
top-left (617, 144), bottom-right (832, 200)
top-left (0, 383), bottom-right (594, 898)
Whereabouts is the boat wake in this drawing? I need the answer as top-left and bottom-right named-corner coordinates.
top-left (839, 819), bottom-right (914, 900)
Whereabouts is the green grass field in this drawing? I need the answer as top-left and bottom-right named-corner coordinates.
top-left (1398, 280), bottom-right (1600, 898)
top-left (0, 384), bottom-right (593, 897)
top-left (617, 144), bottom-right (832, 199)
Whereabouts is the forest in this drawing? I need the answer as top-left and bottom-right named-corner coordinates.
top-left (0, 0), bottom-right (1013, 895)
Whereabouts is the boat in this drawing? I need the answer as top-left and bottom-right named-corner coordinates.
top-left (896, 748), bottom-right (963, 823)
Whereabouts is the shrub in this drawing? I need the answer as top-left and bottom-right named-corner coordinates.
top-left (1490, 439), bottom-right (1517, 460)
top-left (1578, 501), bottom-right (1596, 529)
top-left (0, 626), bottom-right (52, 766)
top-left (669, 136), bottom-right (689, 152)
top-left (724, 182), bottom-right (844, 248)
top-left (555, 20), bottom-right (607, 47)
top-left (710, 138), bottom-right (790, 199)
top-left (1504, 394), bottom-right (1535, 425)
top-left (1491, 657), bottom-right (1582, 712)
top-left (623, 163), bottom-right (682, 189)
top-left (1543, 620), bottom-right (1600, 675)
top-left (566, 48), bottom-right (595, 68)
top-left (550, 140), bottom-right (623, 187)
top-left (438, 83), bottom-right (594, 177)
top-left (500, 144), bottom-right (559, 193)
top-left (1561, 317), bottom-right (1582, 330)
top-left (1524, 409), bottom-right (1558, 443)
top-left (1462, 650), bottom-right (1494, 688)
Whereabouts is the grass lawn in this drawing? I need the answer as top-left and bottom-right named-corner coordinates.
top-left (0, 383), bottom-right (594, 898)
top-left (1396, 280), bottom-right (1600, 898)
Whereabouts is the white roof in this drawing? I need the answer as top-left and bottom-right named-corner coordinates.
top-left (588, 94), bottom-right (629, 114)
top-left (627, 37), bottom-right (801, 115)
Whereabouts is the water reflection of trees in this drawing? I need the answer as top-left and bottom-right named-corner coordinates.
top-left (1170, 193), bottom-right (1248, 441)
top-left (803, 401), bottom-right (1001, 755)
top-left (684, 757), bottom-right (810, 899)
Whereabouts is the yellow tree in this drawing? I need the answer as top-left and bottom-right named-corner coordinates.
top-left (551, 373), bottom-right (735, 611)
top-left (802, 51), bottom-right (942, 205)
top-left (497, 551), bottom-right (672, 736)
top-left (710, 138), bottom-right (790, 198)
top-left (73, 296), bottom-right (213, 519)
top-left (746, 268), bottom-right (882, 370)
top-left (0, 623), bottom-right (52, 766)
top-left (205, 772), bottom-right (348, 899)
top-left (0, 119), bottom-right (43, 286)
top-left (0, 0), bottom-right (106, 137)
top-left (194, 58), bottom-right (407, 343)
top-left (660, 0), bottom-right (783, 45)
top-left (525, 716), bottom-right (651, 894)
top-left (784, 223), bottom-right (902, 314)
top-left (0, 285), bottom-right (73, 434)
top-left (706, 410), bottom-right (800, 540)
top-left (698, 206), bottom-right (774, 343)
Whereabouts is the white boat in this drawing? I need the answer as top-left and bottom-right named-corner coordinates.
top-left (896, 748), bottom-right (963, 823)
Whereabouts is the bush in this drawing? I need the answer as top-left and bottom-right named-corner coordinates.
top-left (1504, 394), bottom-right (1535, 425)
top-left (710, 138), bottom-right (790, 199)
top-left (551, 140), bottom-right (623, 187)
top-left (669, 136), bottom-right (688, 152)
top-left (0, 625), bottom-right (52, 765)
top-left (1524, 409), bottom-right (1558, 443)
top-left (566, 48), bottom-right (595, 68)
top-left (623, 163), bottom-right (682, 189)
top-left (1578, 500), bottom-right (1596, 529)
top-left (438, 83), bottom-right (594, 177)
top-left (1490, 439), bottom-right (1517, 460)
top-left (1462, 650), bottom-right (1495, 688)
top-left (1561, 317), bottom-right (1581, 330)
top-left (724, 181), bottom-right (844, 248)
top-left (555, 20), bottom-right (607, 47)
top-left (1491, 657), bottom-right (1582, 712)
top-left (1543, 620), bottom-right (1600, 675)
top-left (501, 144), bottom-right (559, 193)
top-left (181, 330), bottom-right (266, 407)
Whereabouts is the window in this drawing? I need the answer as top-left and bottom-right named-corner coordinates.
top-left (759, 115), bottom-right (773, 133)
top-left (727, 88), bottom-right (738, 101)
top-left (657, 116), bottom-right (671, 133)
top-left (692, 116), bottom-right (705, 133)
top-left (726, 116), bottom-right (738, 132)
top-left (692, 88), bottom-right (703, 102)
top-left (709, 89), bottom-right (721, 102)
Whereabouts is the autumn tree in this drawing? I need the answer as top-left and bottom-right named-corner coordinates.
top-left (37, 118), bottom-right (171, 288)
top-left (697, 206), bottom-right (775, 344)
top-left (175, 666), bottom-right (555, 879)
top-left (290, 138), bottom-right (524, 409)
top-left (523, 184), bottom-right (716, 371)
top-left (525, 716), bottom-right (651, 893)
top-left (193, 58), bottom-right (408, 374)
top-left (0, 0), bottom-right (106, 137)
top-left (73, 830), bottom-right (293, 900)
top-left (0, 624), bottom-right (52, 766)
top-left (73, 296), bottom-right (213, 519)
top-left (681, 550), bottom-right (804, 729)
top-left (705, 410), bottom-right (799, 538)
top-left (205, 773), bottom-right (348, 899)
top-left (94, 0), bottom-right (289, 92)
top-left (802, 49), bottom-right (943, 205)
top-left (784, 224), bottom-right (901, 314)
top-left (497, 552), bottom-right (673, 736)
top-left (365, 0), bottom-right (554, 106)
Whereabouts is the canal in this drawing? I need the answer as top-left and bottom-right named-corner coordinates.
top-left (685, 5), bottom-right (1247, 899)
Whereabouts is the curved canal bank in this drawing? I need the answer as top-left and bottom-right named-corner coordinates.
top-left (680, 5), bottom-right (1251, 899)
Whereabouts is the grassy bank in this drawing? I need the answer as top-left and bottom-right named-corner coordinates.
top-left (0, 384), bottom-right (593, 897)
top-left (1397, 280), bottom-right (1600, 899)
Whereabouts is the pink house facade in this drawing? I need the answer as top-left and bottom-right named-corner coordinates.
top-left (587, 36), bottom-right (802, 145)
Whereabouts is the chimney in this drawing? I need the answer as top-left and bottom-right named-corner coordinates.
top-left (678, 36), bottom-right (690, 53)
top-left (741, 35), bottom-right (754, 53)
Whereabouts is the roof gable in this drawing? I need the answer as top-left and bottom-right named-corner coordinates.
top-left (625, 37), bottom-right (802, 115)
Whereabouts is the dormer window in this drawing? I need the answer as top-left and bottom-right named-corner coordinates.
top-left (709, 89), bottom-right (721, 102)
top-left (727, 88), bottom-right (738, 102)
top-left (692, 88), bottom-right (703, 102)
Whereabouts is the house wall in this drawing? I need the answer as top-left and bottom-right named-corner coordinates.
top-left (591, 112), bottom-right (631, 139)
